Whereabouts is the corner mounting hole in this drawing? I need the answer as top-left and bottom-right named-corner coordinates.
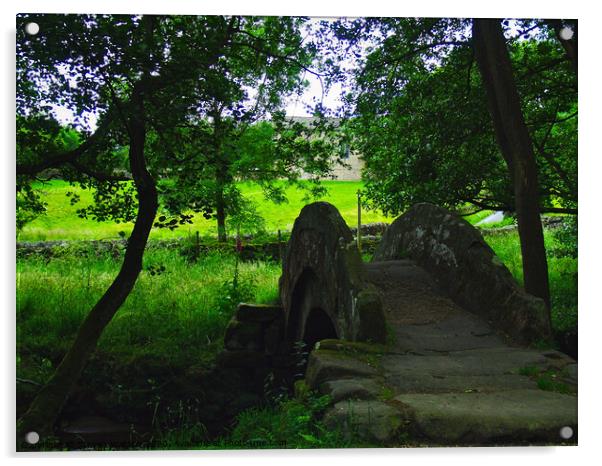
top-left (559, 426), bottom-right (573, 440)
top-left (559, 26), bottom-right (574, 41)
top-left (24, 22), bottom-right (40, 36)
top-left (25, 431), bottom-right (40, 444)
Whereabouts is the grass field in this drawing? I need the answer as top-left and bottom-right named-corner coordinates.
top-left (17, 250), bottom-right (280, 370)
top-left (19, 180), bottom-right (395, 241)
top-left (16, 230), bottom-right (576, 382)
top-left (16, 179), bottom-right (576, 449)
top-left (485, 231), bottom-right (577, 333)
top-left (16, 227), bottom-right (576, 448)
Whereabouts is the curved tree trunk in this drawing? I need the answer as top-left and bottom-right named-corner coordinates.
top-left (472, 19), bottom-right (552, 322)
top-left (17, 86), bottom-right (158, 442)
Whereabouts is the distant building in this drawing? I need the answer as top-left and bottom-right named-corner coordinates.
top-left (329, 142), bottom-right (364, 181)
top-left (288, 116), bottom-right (364, 181)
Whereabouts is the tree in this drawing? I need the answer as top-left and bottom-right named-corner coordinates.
top-left (17, 13), bottom-right (166, 440)
top-left (150, 16), bottom-right (344, 242)
top-left (339, 18), bottom-right (576, 217)
top-left (156, 115), bottom-right (344, 241)
top-left (16, 14), bottom-right (327, 440)
top-left (334, 17), bottom-right (577, 315)
top-left (472, 18), bottom-right (551, 310)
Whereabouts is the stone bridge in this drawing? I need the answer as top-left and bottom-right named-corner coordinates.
top-left (222, 202), bottom-right (577, 446)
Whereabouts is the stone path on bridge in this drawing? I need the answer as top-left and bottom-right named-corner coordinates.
top-left (305, 259), bottom-right (578, 446)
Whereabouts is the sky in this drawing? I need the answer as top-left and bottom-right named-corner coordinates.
top-left (52, 71), bottom-right (344, 130)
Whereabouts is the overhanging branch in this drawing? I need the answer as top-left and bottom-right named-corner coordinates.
top-left (17, 113), bottom-right (114, 177)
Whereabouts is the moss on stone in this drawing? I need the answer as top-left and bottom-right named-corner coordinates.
top-left (356, 290), bottom-right (387, 344)
top-left (317, 339), bottom-right (388, 355)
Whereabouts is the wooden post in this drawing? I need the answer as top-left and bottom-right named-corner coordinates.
top-left (277, 229), bottom-right (283, 262)
top-left (195, 231), bottom-right (200, 262)
top-left (357, 190), bottom-right (362, 254)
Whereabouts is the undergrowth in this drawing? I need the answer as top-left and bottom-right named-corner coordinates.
top-left (16, 249), bottom-right (280, 388)
top-left (484, 228), bottom-right (577, 333)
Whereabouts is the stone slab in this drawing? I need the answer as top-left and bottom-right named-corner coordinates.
top-left (384, 373), bottom-right (537, 394)
top-left (395, 389), bottom-right (577, 444)
top-left (235, 303), bottom-right (283, 323)
top-left (380, 347), bottom-right (571, 378)
top-left (322, 400), bottom-right (404, 443)
top-left (319, 378), bottom-right (385, 403)
top-left (305, 349), bottom-right (379, 389)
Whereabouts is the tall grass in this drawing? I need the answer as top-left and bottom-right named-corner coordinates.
top-left (17, 249), bottom-right (281, 381)
top-left (484, 230), bottom-right (578, 332)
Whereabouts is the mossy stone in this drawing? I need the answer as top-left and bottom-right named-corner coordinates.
top-left (356, 290), bottom-right (387, 344)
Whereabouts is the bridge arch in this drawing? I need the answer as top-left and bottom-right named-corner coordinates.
top-left (287, 268), bottom-right (339, 346)
top-left (279, 202), bottom-right (386, 348)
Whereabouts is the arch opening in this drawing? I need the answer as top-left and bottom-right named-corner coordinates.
top-left (303, 307), bottom-right (338, 352)
top-left (287, 268), bottom-right (318, 341)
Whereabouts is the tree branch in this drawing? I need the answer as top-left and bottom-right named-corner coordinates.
top-left (545, 19), bottom-right (578, 76)
top-left (69, 160), bottom-right (131, 182)
top-left (17, 114), bottom-right (114, 177)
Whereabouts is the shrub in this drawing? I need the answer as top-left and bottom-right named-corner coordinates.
top-left (228, 392), bottom-right (350, 449)
top-left (550, 216), bottom-right (577, 259)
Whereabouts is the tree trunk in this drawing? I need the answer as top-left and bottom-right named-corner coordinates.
top-left (17, 86), bottom-right (158, 442)
top-left (216, 181), bottom-right (227, 242)
top-left (212, 108), bottom-right (228, 243)
top-left (472, 19), bottom-right (552, 319)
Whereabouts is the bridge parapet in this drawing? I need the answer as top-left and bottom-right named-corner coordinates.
top-left (279, 202), bottom-right (386, 349)
top-left (373, 203), bottom-right (551, 344)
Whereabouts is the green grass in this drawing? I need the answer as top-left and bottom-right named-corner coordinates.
top-left (19, 180), bottom-right (393, 241)
top-left (16, 195), bottom-right (576, 449)
top-left (462, 209), bottom-right (495, 225)
top-left (17, 249), bottom-right (280, 381)
top-left (517, 366), bottom-right (574, 395)
top-left (223, 393), bottom-right (357, 449)
top-left (484, 230), bottom-right (578, 333)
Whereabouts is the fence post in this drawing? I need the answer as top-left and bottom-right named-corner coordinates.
top-left (278, 229), bottom-right (283, 262)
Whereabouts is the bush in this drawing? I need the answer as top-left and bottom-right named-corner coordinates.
top-left (214, 259), bottom-right (257, 316)
top-left (227, 392), bottom-right (351, 449)
top-left (550, 216), bottom-right (577, 259)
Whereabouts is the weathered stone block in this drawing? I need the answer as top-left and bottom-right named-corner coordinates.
top-left (356, 290), bottom-right (387, 344)
top-left (224, 318), bottom-right (264, 351)
top-left (236, 303), bottom-right (283, 323)
top-left (394, 389), bottom-right (577, 444)
top-left (305, 349), bottom-right (378, 389)
top-left (322, 400), bottom-right (404, 443)
top-left (319, 378), bottom-right (385, 403)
